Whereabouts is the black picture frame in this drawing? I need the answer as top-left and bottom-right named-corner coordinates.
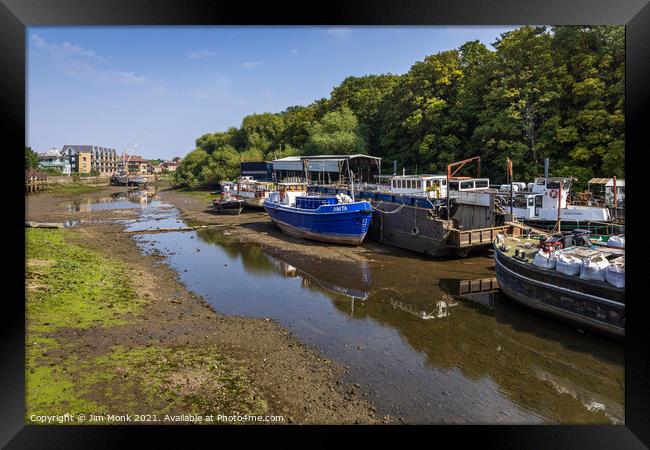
top-left (4, 0), bottom-right (649, 447)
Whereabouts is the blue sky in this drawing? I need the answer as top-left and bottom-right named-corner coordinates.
top-left (27, 26), bottom-right (516, 160)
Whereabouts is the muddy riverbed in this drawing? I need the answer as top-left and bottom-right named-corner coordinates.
top-left (26, 184), bottom-right (625, 424)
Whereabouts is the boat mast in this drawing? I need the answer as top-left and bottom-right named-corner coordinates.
top-left (507, 158), bottom-right (513, 215)
top-left (556, 180), bottom-right (563, 233)
top-left (347, 158), bottom-right (355, 201)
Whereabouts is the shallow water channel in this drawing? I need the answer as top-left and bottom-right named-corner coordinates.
top-left (76, 189), bottom-right (625, 424)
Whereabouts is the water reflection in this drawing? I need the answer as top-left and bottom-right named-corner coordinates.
top-left (129, 204), bottom-right (624, 424)
top-left (67, 187), bottom-right (159, 211)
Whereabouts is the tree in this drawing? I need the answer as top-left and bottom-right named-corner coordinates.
top-left (304, 107), bottom-right (367, 155)
top-left (25, 146), bottom-right (38, 170)
top-left (378, 50), bottom-right (465, 173)
top-left (237, 113), bottom-right (286, 158)
top-left (172, 148), bottom-right (210, 187)
top-left (176, 25), bottom-right (625, 187)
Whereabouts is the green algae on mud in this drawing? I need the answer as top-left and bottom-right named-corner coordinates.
top-left (26, 228), bottom-right (145, 333)
top-left (170, 187), bottom-right (215, 202)
top-left (28, 345), bottom-right (268, 424)
top-left (25, 228), bottom-right (268, 424)
top-left (48, 183), bottom-right (104, 195)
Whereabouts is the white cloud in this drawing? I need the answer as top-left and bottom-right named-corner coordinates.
top-left (186, 49), bottom-right (220, 60)
top-left (326, 27), bottom-right (352, 39)
top-left (290, 48), bottom-right (298, 55)
top-left (29, 33), bottom-right (149, 86)
top-left (30, 34), bottom-right (98, 59)
top-left (241, 61), bottom-right (262, 69)
top-left (189, 76), bottom-right (249, 106)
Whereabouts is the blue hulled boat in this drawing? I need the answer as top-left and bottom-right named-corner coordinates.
top-left (263, 182), bottom-right (373, 245)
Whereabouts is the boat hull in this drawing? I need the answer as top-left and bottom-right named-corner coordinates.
top-left (264, 200), bottom-right (372, 246)
top-left (494, 244), bottom-right (624, 338)
top-left (368, 201), bottom-right (467, 257)
top-left (212, 200), bottom-right (244, 215)
top-left (243, 197), bottom-right (266, 209)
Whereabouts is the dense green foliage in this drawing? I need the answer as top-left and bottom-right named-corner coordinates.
top-left (173, 26), bottom-right (624, 189)
top-left (25, 146), bottom-right (39, 170)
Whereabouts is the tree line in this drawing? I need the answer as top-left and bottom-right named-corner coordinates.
top-left (173, 26), bottom-right (624, 190)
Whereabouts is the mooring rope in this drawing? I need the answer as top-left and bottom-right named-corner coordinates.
top-left (370, 200), bottom-right (407, 214)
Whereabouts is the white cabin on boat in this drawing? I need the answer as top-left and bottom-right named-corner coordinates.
top-left (267, 182), bottom-right (307, 206)
top-left (447, 177), bottom-right (493, 206)
top-left (511, 177), bottom-right (610, 222)
top-left (389, 175), bottom-right (448, 198)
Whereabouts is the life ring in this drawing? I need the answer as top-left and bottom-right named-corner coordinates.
top-left (550, 190), bottom-right (558, 199)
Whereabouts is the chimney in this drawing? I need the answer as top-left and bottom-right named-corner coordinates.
top-left (544, 158), bottom-right (549, 178)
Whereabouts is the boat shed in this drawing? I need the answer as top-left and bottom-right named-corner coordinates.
top-left (588, 177), bottom-right (625, 205)
top-left (240, 161), bottom-right (273, 181)
top-left (271, 154), bottom-right (382, 184)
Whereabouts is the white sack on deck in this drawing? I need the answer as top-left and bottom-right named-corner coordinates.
top-left (533, 249), bottom-right (558, 270)
top-left (580, 254), bottom-right (609, 281)
top-left (606, 264), bottom-right (625, 288)
top-left (607, 235), bottom-right (625, 248)
top-left (556, 251), bottom-right (582, 276)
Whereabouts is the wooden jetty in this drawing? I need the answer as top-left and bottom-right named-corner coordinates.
top-left (25, 170), bottom-right (49, 193)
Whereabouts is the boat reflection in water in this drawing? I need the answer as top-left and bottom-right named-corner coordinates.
top-left (271, 252), bottom-right (372, 301)
top-left (67, 187), bottom-right (159, 212)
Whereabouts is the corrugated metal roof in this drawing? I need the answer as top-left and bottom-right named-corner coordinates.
top-left (588, 178), bottom-right (611, 185)
top-left (588, 178), bottom-right (625, 186)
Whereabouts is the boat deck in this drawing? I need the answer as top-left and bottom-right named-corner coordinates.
top-left (497, 235), bottom-right (624, 300)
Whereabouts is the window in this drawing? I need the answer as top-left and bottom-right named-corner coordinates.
top-left (442, 180), bottom-right (446, 186)
top-left (449, 181), bottom-right (459, 190)
top-left (416, 181), bottom-right (422, 189)
top-left (460, 181), bottom-right (473, 190)
top-left (527, 197), bottom-right (535, 207)
top-left (513, 195), bottom-right (528, 208)
top-left (475, 180), bottom-right (489, 188)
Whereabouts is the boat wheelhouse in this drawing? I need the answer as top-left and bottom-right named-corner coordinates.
top-left (507, 177), bottom-right (611, 226)
top-left (388, 175), bottom-right (448, 198)
top-left (220, 180), bottom-right (237, 193)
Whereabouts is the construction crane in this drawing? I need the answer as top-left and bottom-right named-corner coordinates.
top-left (119, 128), bottom-right (147, 182)
top-left (445, 156), bottom-right (481, 218)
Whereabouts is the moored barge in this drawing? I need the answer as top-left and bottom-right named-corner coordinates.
top-left (493, 233), bottom-right (625, 338)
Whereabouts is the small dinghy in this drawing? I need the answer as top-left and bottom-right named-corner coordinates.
top-left (212, 195), bottom-right (244, 215)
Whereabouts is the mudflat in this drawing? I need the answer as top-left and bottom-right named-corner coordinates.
top-left (25, 184), bottom-right (385, 424)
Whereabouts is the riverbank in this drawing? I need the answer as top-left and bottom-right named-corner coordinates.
top-left (24, 186), bottom-right (384, 424)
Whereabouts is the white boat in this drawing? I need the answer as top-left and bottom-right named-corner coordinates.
top-left (236, 176), bottom-right (275, 208)
top-left (506, 177), bottom-right (611, 227)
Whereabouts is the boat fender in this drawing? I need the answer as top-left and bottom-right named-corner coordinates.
top-left (411, 226), bottom-right (420, 236)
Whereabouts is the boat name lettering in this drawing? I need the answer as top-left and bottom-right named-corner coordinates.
top-left (332, 205), bottom-right (348, 212)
